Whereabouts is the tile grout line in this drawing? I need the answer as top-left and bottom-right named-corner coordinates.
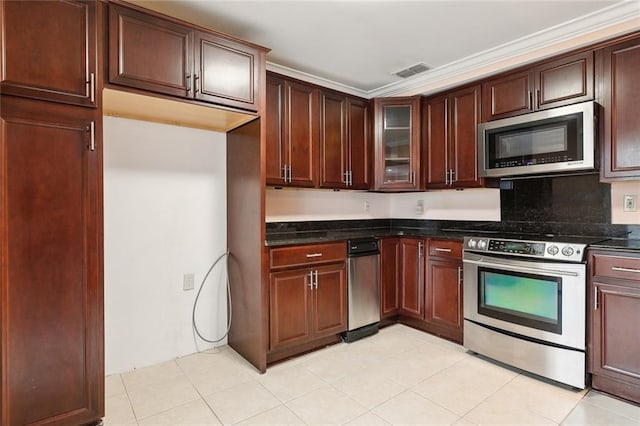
top-left (175, 355), bottom-right (226, 425)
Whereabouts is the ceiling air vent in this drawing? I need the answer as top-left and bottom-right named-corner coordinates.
top-left (393, 63), bottom-right (431, 79)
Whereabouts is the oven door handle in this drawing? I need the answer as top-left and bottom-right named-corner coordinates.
top-left (463, 258), bottom-right (580, 277)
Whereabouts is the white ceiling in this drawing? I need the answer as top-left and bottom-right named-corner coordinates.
top-left (131, 1), bottom-right (640, 98)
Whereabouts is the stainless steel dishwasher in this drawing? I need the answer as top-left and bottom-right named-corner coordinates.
top-left (343, 237), bottom-right (380, 342)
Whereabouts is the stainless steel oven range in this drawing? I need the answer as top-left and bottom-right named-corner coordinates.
top-left (462, 235), bottom-right (593, 389)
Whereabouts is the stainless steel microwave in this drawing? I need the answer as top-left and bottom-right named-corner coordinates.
top-left (478, 101), bottom-right (596, 178)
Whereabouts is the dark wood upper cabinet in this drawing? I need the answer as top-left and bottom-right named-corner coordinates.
top-left (109, 2), bottom-right (261, 112)
top-left (1, 0), bottom-right (97, 107)
top-left (109, 3), bottom-right (193, 97)
top-left (194, 31), bottom-right (260, 111)
top-left (589, 250), bottom-right (640, 404)
top-left (598, 35), bottom-right (640, 180)
top-left (535, 51), bottom-right (593, 109)
top-left (482, 69), bottom-right (533, 121)
top-left (347, 98), bottom-right (370, 189)
top-left (319, 91), bottom-right (370, 189)
top-left (1, 97), bottom-right (103, 426)
top-left (319, 90), bottom-right (347, 188)
top-left (265, 75), bottom-right (285, 183)
top-left (424, 85), bottom-right (482, 189)
top-left (265, 73), bottom-right (318, 187)
top-left (374, 97), bottom-right (421, 191)
top-left (482, 51), bottom-right (593, 121)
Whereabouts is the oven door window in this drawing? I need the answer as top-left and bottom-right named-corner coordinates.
top-left (478, 267), bottom-right (562, 334)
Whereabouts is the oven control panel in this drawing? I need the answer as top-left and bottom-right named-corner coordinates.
top-left (464, 237), bottom-right (586, 262)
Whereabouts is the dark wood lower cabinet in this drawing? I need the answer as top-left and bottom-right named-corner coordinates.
top-left (589, 250), bottom-right (640, 404)
top-left (268, 243), bottom-right (347, 358)
top-left (425, 258), bottom-right (463, 343)
top-left (1, 96), bottom-right (103, 426)
top-left (398, 239), bottom-right (425, 319)
top-left (380, 238), bottom-right (400, 318)
top-left (380, 238), bottom-right (463, 344)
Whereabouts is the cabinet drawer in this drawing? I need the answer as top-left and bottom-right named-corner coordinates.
top-left (270, 242), bottom-right (346, 269)
top-left (593, 253), bottom-right (640, 282)
top-left (428, 240), bottom-right (462, 259)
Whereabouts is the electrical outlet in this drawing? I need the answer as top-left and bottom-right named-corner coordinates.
top-left (416, 199), bottom-right (424, 215)
top-left (623, 195), bottom-right (637, 212)
top-left (364, 200), bottom-right (370, 213)
top-left (183, 273), bottom-right (195, 291)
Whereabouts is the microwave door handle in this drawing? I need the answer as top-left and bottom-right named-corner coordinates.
top-left (463, 258), bottom-right (580, 278)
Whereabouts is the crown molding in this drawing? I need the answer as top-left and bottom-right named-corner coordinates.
top-left (265, 62), bottom-right (370, 98)
top-left (268, 1), bottom-right (640, 99)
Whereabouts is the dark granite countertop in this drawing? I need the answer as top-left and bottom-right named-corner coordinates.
top-left (265, 227), bottom-right (465, 247)
top-left (265, 219), bottom-right (640, 249)
top-left (588, 238), bottom-right (640, 252)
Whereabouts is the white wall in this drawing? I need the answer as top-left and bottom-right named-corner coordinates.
top-left (104, 117), bottom-right (228, 375)
top-left (265, 187), bottom-right (501, 222)
top-left (611, 181), bottom-right (640, 225)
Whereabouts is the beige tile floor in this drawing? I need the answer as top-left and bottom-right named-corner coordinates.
top-left (105, 324), bottom-right (640, 425)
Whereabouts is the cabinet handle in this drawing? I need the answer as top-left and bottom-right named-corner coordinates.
top-left (186, 74), bottom-right (191, 93)
top-left (194, 74), bottom-right (200, 94)
top-left (348, 170), bottom-right (353, 186)
top-left (435, 248), bottom-right (452, 253)
top-left (536, 89), bottom-right (540, 108)
top-left (418, 241), bottom-right (423, 258)
top-left (282, 165), bottom-right (288, 182)
top-left (528, 91), bottom-right (533, 110)
top-left (594, 287), bottom-right (599, 310)
top-left (86, 72), bottom-right (95, 103)
top-left (306, 253), bottom-right (323, 258)
top-left (611, 266), bottom-right (640, 274)
top-left (89, 121), bottom-right (95, 152)
top-left (344, 171), bottom-right (349, 185)
top-left (287, 165), bottom-right (292, 183)
top-left (308, 271), bottom-right (314, 289)
top-left (450, 169), bottom-right (456, 184)
top-left (314, 270), bottom-right (319, 289)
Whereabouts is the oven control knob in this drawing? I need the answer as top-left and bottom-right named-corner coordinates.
top-left (468, 239), bottom-right (477, 248)
top-left (547, 245), bottom-right (559, 256)
top-left (478, 240), bottom-right (487, 249)
top-left (562, 246), bottom-right (575, 257)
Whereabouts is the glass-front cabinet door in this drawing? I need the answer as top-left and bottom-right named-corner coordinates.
top-left (374, 97), bottom-right (421, 190)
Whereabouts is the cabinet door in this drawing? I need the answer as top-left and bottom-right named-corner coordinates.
top-left (599, 36), bottom-right (640, 180)
top-left (284, 81), bottom-right (319, 187)
top-left (591, 281), bottom-right (640, 397)
top-left (399, 239), bottom-right (424, 319)
top-left (269, 269), bottom-right (312, 350)
top-left (534, 51), bottom-right (593, 110)
top-left (347, 98), bottom-right (370, 189)
top-left (109, 3), bottom-right (193, 97)
top-left (265, 74), bottom-right (286, 184)
top-left (312, 264), bottom-right (348, 338)
top-left (1, 99), bottom-right (102, 426)
top-left (319, 91), bottom-right (347, 188)
top-left (1, 0), bottom-right (97, 107)
top-left (423, 94), bottom-right (448, 188)
top-left (450, 85), bottom-right (483, 188)
top-left (425, 259), bottom-right (463, 343)
top-left (374, 97), bottom-right (421, 191)
top-left (380, 238), bottom-right (400, 318)
top-left (194, 32), bottom-right (259, 111)
top-left (482, 69), bottom-right (533, 121)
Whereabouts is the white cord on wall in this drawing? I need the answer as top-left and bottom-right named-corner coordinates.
top-left (192, 250), bottom-right (232, 343)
